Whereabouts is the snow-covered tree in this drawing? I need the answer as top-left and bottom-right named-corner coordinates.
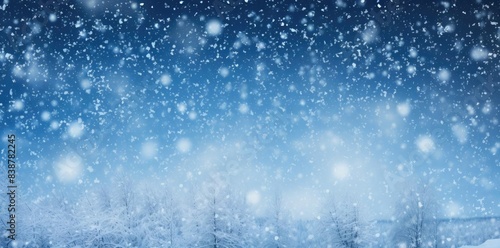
top-left (321, 196), bottom-right (367, 248)
top-left (136, 185), bottom-right (182, 247)
top-left (73, 186), bottom-right (125, 247)
top-left (392, 184), bottom-right (438, 248)
top-left (268, 192), bottom-right (290, 248)
top-left (23, 191), bottom-right (82, 247)
top-left (183, 172), bottom-right (251, 247)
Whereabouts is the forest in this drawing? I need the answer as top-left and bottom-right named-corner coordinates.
top-left (2, 172), bottom-right (498, 248)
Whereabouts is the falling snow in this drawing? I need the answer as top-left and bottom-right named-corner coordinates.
top-left (0, 0), bottom-right (498, 247)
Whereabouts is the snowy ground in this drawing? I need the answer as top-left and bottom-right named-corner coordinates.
top-left (461, 239), bottom-right (500, 248)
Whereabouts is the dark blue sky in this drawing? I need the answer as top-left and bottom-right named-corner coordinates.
top-left (1, 0), bottom-right (499, 219)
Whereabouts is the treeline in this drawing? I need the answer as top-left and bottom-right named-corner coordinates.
top-left (1, 173), bottom-right (498, 247)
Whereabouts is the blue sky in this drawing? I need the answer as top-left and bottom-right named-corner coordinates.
top-left (1, 0), bottom-right (499, 219)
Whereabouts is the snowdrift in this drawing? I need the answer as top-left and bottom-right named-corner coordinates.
top-left (461, 239), bottom-right (500, 248)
